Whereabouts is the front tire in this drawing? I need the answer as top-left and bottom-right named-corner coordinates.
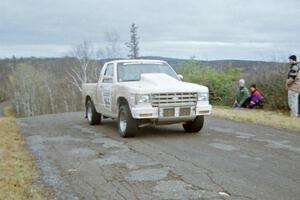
top-left (86, 100), bottom-right (101, 125)
top-left (183, 116), bottom-right (204, 133)
top-left (118, 104), bottom-right (137, 137)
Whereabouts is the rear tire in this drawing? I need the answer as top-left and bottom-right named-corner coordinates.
top-left (86, 100), bottom-right (101, 125)
top-left (183, 116), bottom-right (204, 133)
top-left (118, 104), bottom-right (137, 137)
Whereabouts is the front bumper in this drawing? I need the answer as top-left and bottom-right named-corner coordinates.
top-left (195, 104), bottom-right (212, 115)
top-left (131, 103), bottom-right (212, 119)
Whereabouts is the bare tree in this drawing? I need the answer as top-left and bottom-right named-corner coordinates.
top-left (67, 41), bottom-right (98, 92)
top-left (98, 30), bottom-right (122, 59)
top-left (125, 23), bottom-right (140, 59)
top-left (44, 78), bottom-right (55, 113)
top-left (8, 64), bottom-right (58, 116)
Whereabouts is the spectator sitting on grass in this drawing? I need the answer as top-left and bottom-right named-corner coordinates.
top-left (247, 84), bottom-right (263, 109)
top-left (233, 79), bottom-right (250, 108)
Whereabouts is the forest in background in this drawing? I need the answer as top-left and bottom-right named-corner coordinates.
top-left (0, 55), bottom-right (289, 117)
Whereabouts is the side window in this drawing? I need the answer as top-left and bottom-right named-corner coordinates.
top-left (103, 64), bottom-right (114, 83)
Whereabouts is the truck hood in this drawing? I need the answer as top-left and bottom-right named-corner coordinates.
top-left (118, 73), bottom-right (208, 94)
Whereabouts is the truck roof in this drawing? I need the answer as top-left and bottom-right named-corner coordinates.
top-left (106, 59), bottom-right (167, 65)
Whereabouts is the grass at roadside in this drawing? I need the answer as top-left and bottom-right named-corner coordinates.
top-left (212, 106), bottom-right (300, 133)
top-left (3, 105), bottom-right (16, 117)
top-left (0, 106), bottom-right (51, 200)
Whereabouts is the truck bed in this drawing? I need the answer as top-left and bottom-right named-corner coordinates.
top-left (82, 83), bottom-right (98, 104)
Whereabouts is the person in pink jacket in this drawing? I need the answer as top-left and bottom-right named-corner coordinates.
top-left (248, 84), bottom-right (263, 109)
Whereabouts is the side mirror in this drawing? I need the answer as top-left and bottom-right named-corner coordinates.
top-left (103, 75), bottom-right (113, 83)
top-left (177, 74), bottom-right (183, 80)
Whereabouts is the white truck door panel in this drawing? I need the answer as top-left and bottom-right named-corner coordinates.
top-left (102, 87), bottom-right (112, 111)
top-left (99, 63), bottom-right (115, 116)
top-left (95, 83), bottom-right (102, 112)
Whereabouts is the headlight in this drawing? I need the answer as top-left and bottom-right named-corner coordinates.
top-left (197, 92), bottom-right (209, 101)
top-left (135, 94), bottom-right (150, 104)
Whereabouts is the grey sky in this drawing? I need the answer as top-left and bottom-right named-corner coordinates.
top-left (1, 0), bottom-right (300, 60)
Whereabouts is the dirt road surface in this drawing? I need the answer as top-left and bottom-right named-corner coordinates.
top-left (17, 112), bottom-right (300, 200)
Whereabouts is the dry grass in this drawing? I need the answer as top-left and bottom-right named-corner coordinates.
top-left (3, 105), bottom-right (16, 117)
top-left (212, 106), bottom-right (300, 133)
top-left (0, 115), bottom-right (51, 200)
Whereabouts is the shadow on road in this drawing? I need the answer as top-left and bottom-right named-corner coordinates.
top-left (93, 119), bottom-right (201, 139)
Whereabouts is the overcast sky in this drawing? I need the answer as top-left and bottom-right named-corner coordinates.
top-left (1, 0), bottom-right (300, 60)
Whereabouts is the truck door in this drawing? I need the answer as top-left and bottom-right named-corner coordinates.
top-left (99, 63), bottom-right (114, 116)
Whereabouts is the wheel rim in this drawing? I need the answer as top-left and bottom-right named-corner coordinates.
top-left (87, 103), bottom-right (92, 122)
top-left (119, 110), bottom-right (127, 134)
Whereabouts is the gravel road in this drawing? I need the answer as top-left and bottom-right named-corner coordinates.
top-left (17, 112), bottom-right (300, 200)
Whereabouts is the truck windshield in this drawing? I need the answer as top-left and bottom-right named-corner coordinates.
top-left (117, 62), bottom-right (179, 82)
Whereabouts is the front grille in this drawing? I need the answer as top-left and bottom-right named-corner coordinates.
top-left (163, 108), bottom-right (175, 117)
top-left (179, 107), bottom-right (191, 116)
top-left (151, 93), bottom-right (197, 107)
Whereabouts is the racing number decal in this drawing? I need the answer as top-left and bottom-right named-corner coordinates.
top-left (102, 89), bottom-right (111, 111)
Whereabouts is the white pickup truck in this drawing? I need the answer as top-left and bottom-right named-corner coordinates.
top-left (82, 59), bottom-right (212, 137)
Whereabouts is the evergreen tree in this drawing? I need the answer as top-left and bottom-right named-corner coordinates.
top-left (125, 23), bottom-right (140, 59)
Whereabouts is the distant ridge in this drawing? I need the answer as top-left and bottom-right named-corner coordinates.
top-left (139, 56), bottom-right (286, 71)
top-left (0, 56), bottom-right (286, 72)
